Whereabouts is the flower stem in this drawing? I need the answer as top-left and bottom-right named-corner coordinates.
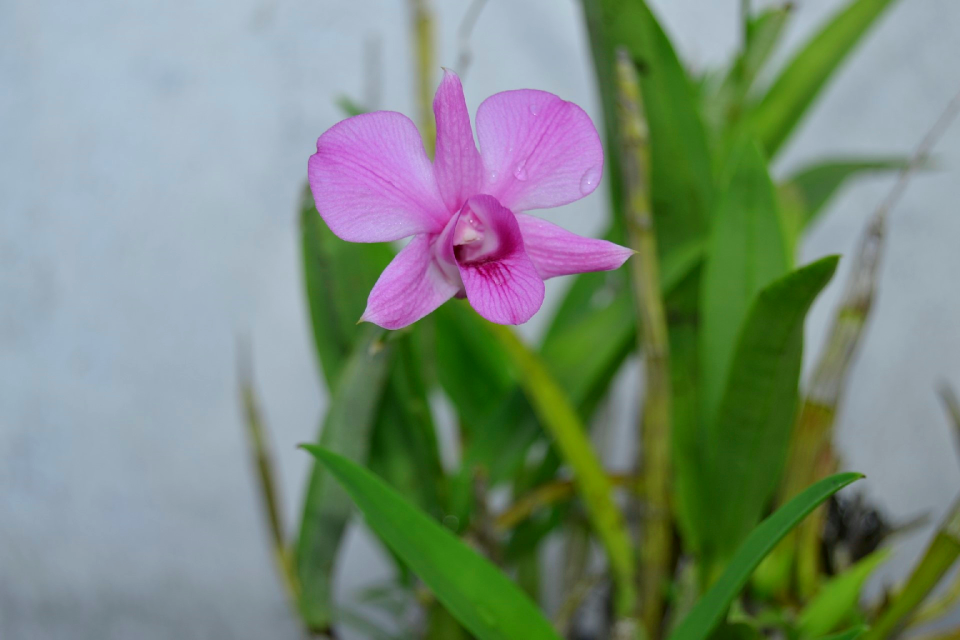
top-left (615, 48), bottom-right (673, 638)
top-left (409, 0), bottom-right (436, 156)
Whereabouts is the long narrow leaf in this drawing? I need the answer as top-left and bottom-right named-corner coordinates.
top-left (296, 329), bottom-right (393, 630)
top-left (301, 447), bottom-right (562, 640)
top-left (300, 185), bottom-right (393, 387)
top-left (705, 256), bottom-right (839, 562)
top-left (583, 0), bottom-right (714, 257)
top-left (778, 157), bottom-right (913, 247)
top-left (864, 498), bottom-right (960, 640)
top-left (701, 139), bottom-right (790, 427)
top-left (488, 323), bottom-right (637, 619)
top-left (751, 0), bottom-right (900, 157)
top-left (668, 472), bottom-right (864, 640)
top-left (797, 549), bottom-right (891, 637)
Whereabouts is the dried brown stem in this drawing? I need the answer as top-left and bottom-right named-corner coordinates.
top-left (237, 342), bottom-right (300, 604)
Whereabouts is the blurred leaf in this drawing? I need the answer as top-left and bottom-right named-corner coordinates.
top-left (818, 627), bottom-right (869, 640)
top-left (741, 6), bottom-right (792, 94)
top-left (541, 291), bottom-right (637, 405)
top-left (296, 328), bottom-right (393, 631)
top-left (300, 185), bottom-right (393, 387)
top-left (668, 472), bottom-right (863, 640)
top-left (779, 157), bottom-right (913, 238)
top-left (368, 332), bottom-right (446, 520)
top-left (584, 0), bottom-right (714, 258)
top-left (336, 95), bottom-right (368, 117)
top-left (701, 139), bottom-right (790, 427)
top-left (708, 622), bottom-right (763, 640)
top-left (705, 255), bottom-right (839, 562)
top-left (750, 0), bottom-right (901, 157)
top-left (433, 302), bottom-right (514, 433)
top-left (487, 324), bottom-right (637, 617)
top-left (797, 548), bottom-right (891, 638)
top-left (705, 5), bottom-right (792, 145)
top-left (865, 496), bottom-right (960, 640)
top-left (301, 447), bottom-right (563, 640)
top-left (462, 232), bottom-right (701, 487)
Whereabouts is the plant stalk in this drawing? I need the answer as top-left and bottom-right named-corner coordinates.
top-left (409, 0), bottom-right (436, 156)
top-left (615, 47), bottom-right (673, 638)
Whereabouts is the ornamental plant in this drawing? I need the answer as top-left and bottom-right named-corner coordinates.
top-left (240, 1), bottom-right (960, 639)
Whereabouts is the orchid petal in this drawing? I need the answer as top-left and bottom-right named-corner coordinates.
top-left (361, 235), bottom-right (459, 329)
top-left (516, 214), bottom-right (634, 280)
top-left (433, 69), bottom-right (482, 213)
top-left (475, 89), bottom-right (603, 212)
top-left (454, 196), bottom-right (544, 325)
top-left (309, 111), bottom-right (449, 243)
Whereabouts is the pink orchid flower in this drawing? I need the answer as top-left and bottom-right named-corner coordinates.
top-left (308, 70), bottom-right (633, 329)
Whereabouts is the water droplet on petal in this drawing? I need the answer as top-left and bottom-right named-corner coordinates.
top-left (579, 166), bottom-right (601, 195)
top-left (488, 169), bottom-right (499, 183)
top-left (513, 160), bottom-right (528, 181)
top-left (529, 103), bottom-right (539, 116)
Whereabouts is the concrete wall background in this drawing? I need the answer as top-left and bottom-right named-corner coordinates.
top-left (2, 0), bottom-right (959, 637)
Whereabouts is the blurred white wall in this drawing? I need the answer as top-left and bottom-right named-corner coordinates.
top-left (1, 0), bottom-right (959, 637)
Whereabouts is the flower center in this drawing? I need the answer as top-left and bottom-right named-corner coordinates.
top-left (452, 203), bottom-right (499, 264)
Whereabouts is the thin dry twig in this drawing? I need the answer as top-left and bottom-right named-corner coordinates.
top-left (493, 473), bottom-right (639, 532)
top-left (237, 341), bottom-right (300, 603)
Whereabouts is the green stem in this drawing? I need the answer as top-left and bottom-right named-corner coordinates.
top-left (487, 324), bottom-right (639, 624)
top-left (615, 48), bottom-right (673, 638)
top-left (409, 0), bottom-right (436, 156)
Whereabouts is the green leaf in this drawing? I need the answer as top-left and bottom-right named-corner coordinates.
top-left (818, 626), bottom-right (869, 640)
top-left (336, 95), bottom-right (368, 117)
top-left (584, 0), bottom-right (714, 257)
top-left (368, 332), bottom-right (446, 520)
top-left (300, 185), bottom-right (393, 387)
top-left (779, 157), bottom-right (912, 234)
top-left (704, 255), bottom-right (840, 560)
top-left (864, 497), bottom-right (960, 640)
top-left (433, 302), bottom-right (514, 433)
top-left (704, 5), bottom-right (792, 142)
top-left (798, 549), bottom-right (891, 638)
top-left (487, 323), bottom-right (637, 618)
top-left (301, 447), bottom-right (563, 640)
top-left (708, 622), bottom-right (763, 640)
top-left (296, 328), bottom-right (394, 630)
top-left (741, 6), bottom-right (792, 94)
top-left (751, 0), bottom-right (901, 157)
top-left (701, 139), bottom-right (790, 427)
top-left (668, 472), bottom-right (864, 640)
